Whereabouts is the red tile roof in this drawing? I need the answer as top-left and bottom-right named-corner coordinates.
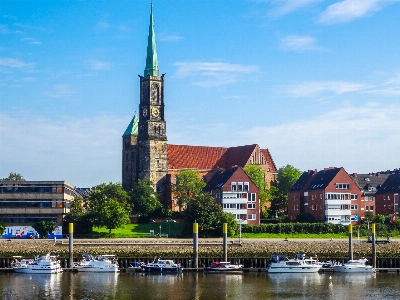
top-left (168, 144), bottom-right (275, 171)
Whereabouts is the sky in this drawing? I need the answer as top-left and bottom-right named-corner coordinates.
top-left (1, 0), bottom-right (400, 188)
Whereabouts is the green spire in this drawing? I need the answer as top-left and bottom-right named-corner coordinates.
top-left (123, 115), bottom-right (139, 136)
top-left (144, 4), bottom-right (159, 77)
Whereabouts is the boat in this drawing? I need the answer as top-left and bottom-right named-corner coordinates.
top-left (267, 254), bottom-right (321, 273)
top-left (10, 256), bottom-right (34, 268)
top-left (204, 261), bottom-right (243, 272)
top-left (73, 253), bottom-right (119, 273)
top-left (141, 258), bottom-right (182, 273)
top-left (12, 253), bottom-right (63, 274)
top-left (332, 258), bottom-right (375, 273)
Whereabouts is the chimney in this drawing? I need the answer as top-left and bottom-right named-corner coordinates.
top-left (353, 173), bottom-right (358, 177)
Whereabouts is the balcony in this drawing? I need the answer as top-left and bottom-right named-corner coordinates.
top-left (325, 199), bottom-right (351, 206)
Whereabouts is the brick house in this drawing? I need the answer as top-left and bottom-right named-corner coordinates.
top-left (287, 170), bottom-right (317, 221)
top-left (350, 172), bottom-right (390, 219)
top-left (203, 166), bottom-right (260, 225)
top-left (375, 173), bottom-right (400, 217)
top-left (288, 167), bottom-right (362, 225)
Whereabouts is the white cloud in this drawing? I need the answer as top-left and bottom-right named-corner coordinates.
top-left (318, 0), bottom-right (399, 24)
top-left (87, 60), bottom-right (111, 71)
top-left (159, 34), bottom-right (184, 42)
top-left (44, 84), bottom-right (76, 98)
top-left (239, 103), bottom-right (400, 172)
top-left (0, 57), bottom-right (33, 68)
top-left (21, 37), bottom-right (41, 45)
top-left (0, 112), bottom-right (128, 187)
top-left (287, 81), bottom-right (368, 97)
top-left (266, 0), bottom-right (323, 17)
top-left (174, 61), bottom-right (259, 87)
top-left (280, 35), bottom-right (321, 51)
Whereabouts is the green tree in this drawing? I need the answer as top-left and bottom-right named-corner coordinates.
top-left (183, 193), bottom-right (225, 237)
top-left (295, 212), bottom-right (317, 223)
top-left (374, 214), bottom-right (386, 224)
top-left (1, 172), bottom-right (25, 181)
top-left (63, 197), bottom-right (92, 234)
top-left (173, 169), bottom-right (206, 211)
top-left (269, 164), bottom-right (302, 219)
top-left (0, 222), bottom-right (5, 236)
top-left (130, 179), bottom-right (162, 222)
top-left (221, 212), bottom-right (238, 237)
top-left (85, 182), bottom-right (131, 237)
top-left (33, 221), bottom-right (56, 238)
top-left (243, 164), bottom-right (270, 209)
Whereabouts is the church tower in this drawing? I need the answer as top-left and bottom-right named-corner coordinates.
top-left (123, 4), bottom-right (168, 201)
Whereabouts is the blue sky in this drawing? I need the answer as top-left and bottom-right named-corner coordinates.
top-left (1, 0), bottom-right (400, 187)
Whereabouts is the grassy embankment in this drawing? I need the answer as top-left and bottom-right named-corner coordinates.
top-left (92, 223), bottom-right (376, 239)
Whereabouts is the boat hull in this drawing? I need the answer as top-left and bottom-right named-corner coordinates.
top-left (332, 266), bottom-right (375, 273)
top-left (13, 267), bottom-right (62, 274)
top-left (74, 266), bottom-right (119, 273)
top-left (204, 267), bottom-right (243, 272)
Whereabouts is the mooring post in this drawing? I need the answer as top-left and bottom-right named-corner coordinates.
top-left (348, 223), bottom-right (353, 261)
top-left (372, 223), bottom-right (376, 268)
top-left (223, 223), bottom-right (227, 262)
top-left (193, 222), bottom-right (198, 268)
top-left (69, 223), bottom-right (74, 268)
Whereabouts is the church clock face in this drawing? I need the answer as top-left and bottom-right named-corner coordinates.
top-left (151, 107), bottom-right (160, 117)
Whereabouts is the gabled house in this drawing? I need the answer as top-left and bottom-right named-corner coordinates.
top-left (288, 170), bottom-right (317, 221)
top-left (288, 167), bottom-right (362, 225)
top-left (350, 173), bottom-right (390, 218)
top-left (375, 173), bottom-right (400, 217)
top-left (167, 144), bottom-right (276, 211)
top-left (204, 166), bottom-right (260, 225)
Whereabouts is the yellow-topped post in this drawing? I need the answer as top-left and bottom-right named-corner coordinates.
top-left (68, 223), bottom-right (74, 268)
top-left (348, 223), bottom-right (353, 260)
top-left (193, 222), bottom-right (198, 269)
top-left (223, 223), bottom-right (228, 262)
top-left (372, 223), bottom-right (376, 268)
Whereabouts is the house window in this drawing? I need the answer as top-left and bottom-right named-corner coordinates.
top-left (231, 182), bottom-right (237, 192)
top-left (351, 204), bottom-right (358, 210)
top-left (335, 183), bottom-right (350, 189)
top-left (384, 205), bottom-right (387, 209)
top-left (237, 182), bottom-right (243, 192)
top-left (244, 182), bottom-right (249, 192)
top-left (384, 196), bottom-right (386, 201)
top-left (247, 214), bottom-right (256, 220)
top-left (320, 194), bottom-right (322, 200)
top-left (248, 203), bottom-right (256, 209)
top-left (248, 193), bottom-right (256, 202)
top-left (351, 194), bottom-right (358, 200)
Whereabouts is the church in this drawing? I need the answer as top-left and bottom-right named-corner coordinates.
top-left (122, 6), bottom-right (276, 224)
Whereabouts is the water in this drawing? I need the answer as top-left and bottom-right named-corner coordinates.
top-left (1, 272), bottom-right (400, 300)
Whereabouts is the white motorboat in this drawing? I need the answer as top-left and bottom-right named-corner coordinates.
top-left (141, 258), bottom-right (182, 273)
top-left (332, 259), bottom-right (375, 273)
top-left (267, 254), bottom-right (321, 273)
top-left (12, 253), bottom-right (62, 274)
top-left (204, 261), bottom-right (243, 272)
top-left (73, 253), bottom-right (119, 273)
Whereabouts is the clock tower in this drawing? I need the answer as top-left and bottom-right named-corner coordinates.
top-left (136, 4), bottom-right (168, 200)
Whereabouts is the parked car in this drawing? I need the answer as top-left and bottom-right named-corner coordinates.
top-left (164, 218), bottom-right (176, 223)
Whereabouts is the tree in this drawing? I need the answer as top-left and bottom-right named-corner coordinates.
top-left (0, 222), bottom-right (5, 236)
top-left (173, 169), bottom-right (206, 211)
top-left (1, 172), bottom-right (25, 181)
top-left (222, 212), bottom-right (238, 237)
top-left (63, 197), bottom-right (92, 234)
top-left (85, 182), bottom-right (131, 237)
top-left (33, 221), bottom-right (56, 238)
top-left (182, 193), bottom-right (228, 237)
top-left (130, 179), bottom-right (162, 222)
top-left (243, 164), bottom-right (270, 209)
top-left (269, 164), bottom-right (302, 219)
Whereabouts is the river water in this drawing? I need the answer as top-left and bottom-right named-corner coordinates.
top-left (1, 271), bottom-right (400, 300)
